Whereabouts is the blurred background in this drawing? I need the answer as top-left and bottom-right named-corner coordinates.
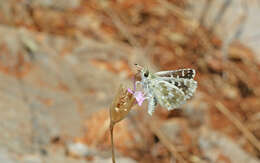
top-left (0, 0), bottom-right (260, 162)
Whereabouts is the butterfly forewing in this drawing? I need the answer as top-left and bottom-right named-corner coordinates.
top-left (155, 69), bottom-right (196, 79)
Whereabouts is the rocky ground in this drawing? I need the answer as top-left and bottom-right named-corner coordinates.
top-left (0, 0), bottom-right (259, 163)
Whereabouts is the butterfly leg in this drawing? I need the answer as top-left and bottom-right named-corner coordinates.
top-left (148, 96), bottom-right (157, 115)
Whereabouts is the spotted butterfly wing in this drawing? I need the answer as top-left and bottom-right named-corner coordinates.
top-left (162, 78), bottom-right (197, 100)
top-left (150, 80), bottom-right (186, 111)
top-left (155, 69), bottom-right (196, 79)
top-left (155, 69), bottom-right (197, 98)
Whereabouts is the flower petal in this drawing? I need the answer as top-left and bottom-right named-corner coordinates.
top-left (127, 88), bottom-right (134, 94)
top-left (134, 91), bottom-right (145, 106)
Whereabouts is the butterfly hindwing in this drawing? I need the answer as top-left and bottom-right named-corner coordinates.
top-left (160, 77), bottom-right (197, 99)
top-left (150, 80), bottom-right (185, 110)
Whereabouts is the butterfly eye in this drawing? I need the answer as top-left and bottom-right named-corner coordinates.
top-left (144, 71), bottom-right (149, 77)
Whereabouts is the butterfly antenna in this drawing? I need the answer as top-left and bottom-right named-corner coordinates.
top-left (134, 64), bottom-right (144, 71)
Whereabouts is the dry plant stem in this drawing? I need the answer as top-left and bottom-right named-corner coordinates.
top-left (216, 102), bottom-right (260, 152)
top-left (15, 60), bottom-right (40, 152)
top-left (110, 123), bottom-right (116, 163)
top-left (221, 12), bottom-right (247, 80)
top-left (199, 0), bottom-right (214, 25)
top-left (109, 85), bottom-right (136, 163)
top-left (221, 14), bottom-right (247, 59)
top-left (221, 1), bottom-right (248, 58)
top-left (209, 0), bottom-right (232, 33)
top-left (149, 119), bottom-right (187, 163)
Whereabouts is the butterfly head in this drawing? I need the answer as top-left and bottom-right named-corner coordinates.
top-left (142, 69), bottom-right (150, 78)
top-left (134, 64), bottom-right (152, 84)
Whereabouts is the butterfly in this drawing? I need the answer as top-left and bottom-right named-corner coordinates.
top-left (135, 64), bottom-right (197, 115)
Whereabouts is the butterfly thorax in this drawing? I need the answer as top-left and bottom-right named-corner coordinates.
top-left (140, 71), bottom-right (157, 98)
